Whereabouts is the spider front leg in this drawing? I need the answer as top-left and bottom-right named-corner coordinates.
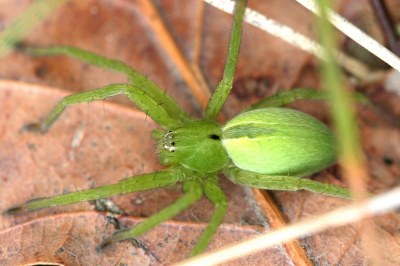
top-left (25, 83), bottom-right (180, 133)
top-left (5, 168), bottom-right (183, 214)
top-left (205, 0), bottom-right (246, 120)
top-left (18, 44), bottom-right (190, 122)
top-left (224, 166), bottom-right (352, 199)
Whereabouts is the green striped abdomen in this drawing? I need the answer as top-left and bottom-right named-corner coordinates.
top-left (222, 108), bottom-right (337, 176)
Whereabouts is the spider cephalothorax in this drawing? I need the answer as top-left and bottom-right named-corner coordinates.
top-left (159, 120), bottom-right (228, 173)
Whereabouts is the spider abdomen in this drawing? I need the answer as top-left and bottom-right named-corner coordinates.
top-left (222, 108), bottom-right (337, 176)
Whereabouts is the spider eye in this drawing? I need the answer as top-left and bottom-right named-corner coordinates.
top-left (162, 131), bottom-right (176, 152)
top-left (208, 134), bottom-right (220, 140)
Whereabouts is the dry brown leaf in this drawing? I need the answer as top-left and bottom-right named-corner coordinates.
top-left (0, 0), bottom-right (399, 265)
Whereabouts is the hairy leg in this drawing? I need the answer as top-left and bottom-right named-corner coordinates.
top-left (249, 88), bottom-right (369, 110)
top-left (19, 44), bottom-right (189, 121)
top-left (25, 83), bottom-right (180, 132)
top-left (224, 166), bottom-right (352, 199)
top-left (191, 179), bottom-right (228, 256)
top-left (100, 180), bottom-right (203, 248)
top-left (5, 168), bottom-right (184, 214)
top-left (205, 0), bottom-right (246, 120)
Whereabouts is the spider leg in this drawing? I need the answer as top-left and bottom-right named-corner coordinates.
top-left (26, 83), bottom-right (181, 133)
top-left (99, 180), bottom-right (202, 248)
top-left (248, 88), bottom-right (370, 110)
top-left (19, 45), bottom-right (189, 122)
top-left (205, 0), bottom-right (246, 120)
top-left (190, 178), bottom-right (228, 256)
top-left (4, 168), bottom-right (183, 214)
top-left (224, 166), bottom-right (352, 199)
top-left (249, 88), bottom-right (332, 110)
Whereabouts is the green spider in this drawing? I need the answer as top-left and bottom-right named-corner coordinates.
top-left (5, 0), bottom-right (351, 257)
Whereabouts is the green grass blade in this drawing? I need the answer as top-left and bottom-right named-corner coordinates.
top-left (0, 0), bottom-right (67, 57)
top-left (315, 0), bottom-right (368, 199)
